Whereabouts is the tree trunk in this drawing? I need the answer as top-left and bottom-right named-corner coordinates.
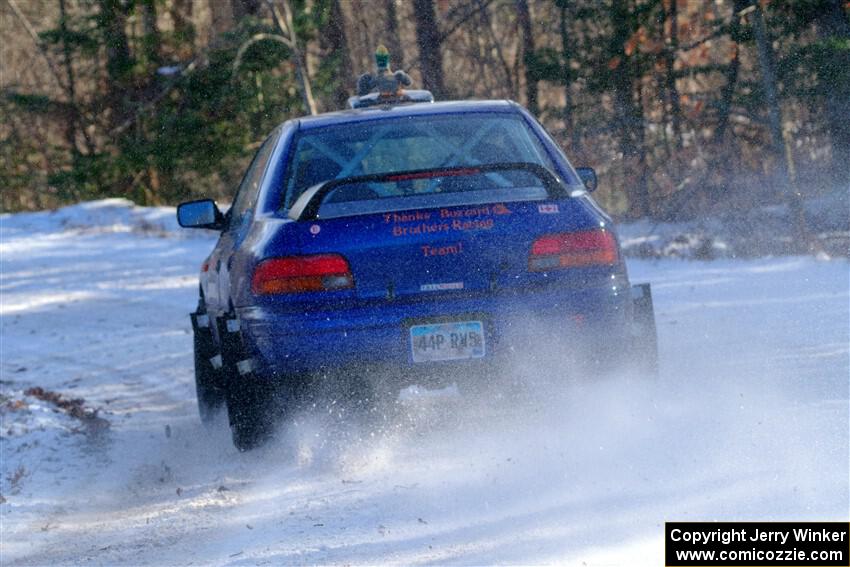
top-left (633, 49), bottom-right (650, 217)
top-left (516, 0), bottom-right (538, 115)
top-left (318, 0), bottom-right (354, 109)
top-left (384, 0), bottom-right (405, 70)
top-left (664, 0), bottom-right (682, 148)
top-left (209, 0), bottom-right (235, 38)
top-left (815, 0), bottom-right (850, 185)
top-left (59, 0), bottom-right (80, 157)
top-left (277, 0), bottom-right (318, 115)
top-left (715, 0), bottom-right (748, 144)
top-left (412, 0), bottom-right (446, 98)
top-left (140, 0), bottom-right (162, 67)
top-left (481, 5), bottom-right (515, 98)
top-left (559, 1), bottom-right (579, 153)
top-left (750, 2), bottom-right (809, 247)
top-left (610, 0), bottom-right (649, 218)
top-left (170, 0), bottom-right (194, 46)
top-left (98, 0), bottom-right (133, 129)
top-left (232, 0), bottom-right (261, 20)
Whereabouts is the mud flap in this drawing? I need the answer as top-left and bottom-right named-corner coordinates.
top-left (630, 283), bottom-right (659, 376)
top-left (191, 310), bottom-right (226, 423)
top-left (215, 316), bottom-right (243, 380)
top-left (215, 315), bottom-right (277, 451)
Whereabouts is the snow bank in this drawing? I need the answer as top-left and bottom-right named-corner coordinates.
top-left (0, 199), bottom-right (194, 238)
top-left (2, 196), bottom-right (847, 260)
top-left (619, 193), bottom-right (849, 259)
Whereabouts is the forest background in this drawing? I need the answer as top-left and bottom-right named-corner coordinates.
top-left (1, 0), bottom-right (848, 227)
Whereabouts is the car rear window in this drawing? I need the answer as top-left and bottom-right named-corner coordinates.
top-left (280, 113), bottom-right (563, 212)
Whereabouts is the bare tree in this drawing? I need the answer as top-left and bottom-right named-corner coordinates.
top-left (209, 0), bottom-right (235, 38)
top-left (170, 0), bottom-right (194, 47)
top-left (715, 0), bottom-right (748, 145)
top-left (663, 0), bottom-right (682, 147)
top-left (318, 0), bottom-right (354, 109)
top-left (515, 0), bottom-right (537, 114)
top-left (815, 0), bottom-right (850, 184)
top-left (610, 0), bottom-right (650, 218)
top-left (412, 0), bottom-right (445, 98)
top-left (750, 1), bottom-right (808, 247)
top-left (558, 0), bottom-right (579, 152)
top-left (384, 0), bottom-right (405, 70)
top-left (232, 0), bottom-right (261, 20)
top-left (98, 0), bottom-right (134, 128)
top-left (140, 0), bottom-right (162, 66)
top-left (261, 0), bottom-right (317, 115)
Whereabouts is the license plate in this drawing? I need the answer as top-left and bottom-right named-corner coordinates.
top-left (409, 320), bottom-right (485, 363)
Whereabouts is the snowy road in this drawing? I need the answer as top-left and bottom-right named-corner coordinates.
top-left (1, 201), bottom-right (848, 565)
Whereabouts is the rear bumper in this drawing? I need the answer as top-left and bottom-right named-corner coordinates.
top-left (235, 284), bottom-right (632, 380)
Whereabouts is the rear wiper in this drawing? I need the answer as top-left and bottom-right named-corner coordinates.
top-left (288, 162), bottom-right (566, 221)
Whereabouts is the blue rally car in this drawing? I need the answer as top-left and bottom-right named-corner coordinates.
top-left (178, 94), bottom-right (657, 450)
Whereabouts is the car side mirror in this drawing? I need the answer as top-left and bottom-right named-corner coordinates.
top-left (575, 167), bottom-right (598, 192)
top-left (177, 199), bottom-right (224, 230)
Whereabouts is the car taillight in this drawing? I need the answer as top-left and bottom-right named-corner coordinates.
top-left (251, 254), bottom-right (354, 295)
top-left (529, 229), bottom-right (618, 271)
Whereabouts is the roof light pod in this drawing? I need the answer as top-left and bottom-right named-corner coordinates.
top-left (347, 89), bottom-right (434, 109)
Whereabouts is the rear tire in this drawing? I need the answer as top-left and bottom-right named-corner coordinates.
top-left (225, 375), bottom-right (278, 452)
top-left (191, 309), bottom-right (225, 425)
top-left (217, 312), bottom-right (306, 451)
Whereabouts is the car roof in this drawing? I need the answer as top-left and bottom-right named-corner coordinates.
top-left (294, 99), bottom-right (520, 131)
